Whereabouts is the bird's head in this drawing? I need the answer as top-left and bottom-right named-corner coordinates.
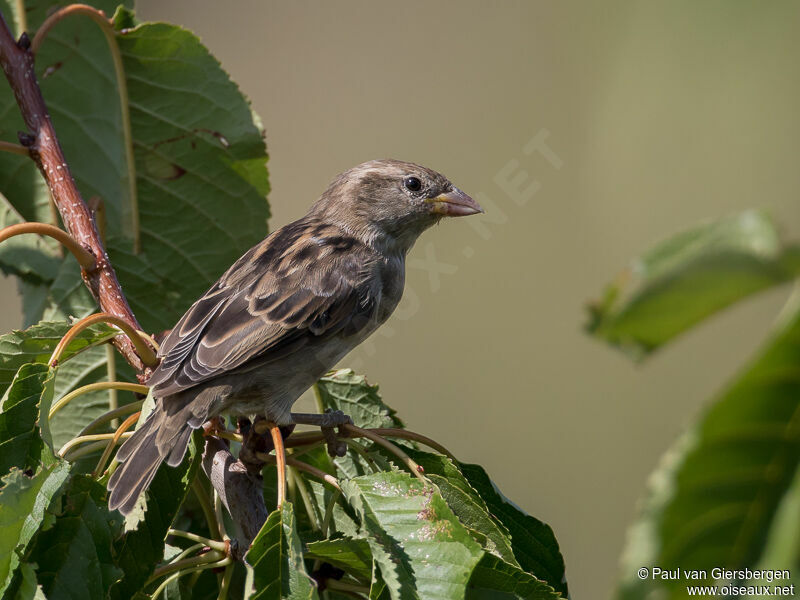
top-left (312, 159), bottom-right (483, 253)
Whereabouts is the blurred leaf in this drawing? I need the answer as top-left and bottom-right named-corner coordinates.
top-left (0, 320), bottom-right (117, 396)
top-left (305, 537), bottom-right (372, 582)
top-left (341, 471), bottom-right (483, 600)
top-left (459, 464), bottom-right (568, 598)
top-left (615, 297), bottom-right (800, 599)
top-left (0, 363), bottom-right (56, 474)
top-left (25, 474), bottom-right (123, 600)
top-left (0, 461), bottom-right (71, 596)
top-left (110, 429), bottom-right (203, 600)
top-left (466, 555), bottom-right (564, 600)
top-left (245, 501), bottom-right (317, 600)
top-left (587, 210), bottom-right (800, 358)
top-left (402, 448), bottom-right (517, 567)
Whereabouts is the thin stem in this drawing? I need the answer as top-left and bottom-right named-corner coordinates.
top-left (0, 222), bottom-right (94, 269)
top-left (92, 411), bottom-right (140, 478)
top-left (149, 570), bottom-right (183, 600)
top-left (147, 551), bottom-right (228, 585)
top-left (324, 579), bottom-right (370, 596)
top-left (321, 489), bottom-right (341, 538)
top-left (78, 399), bottom-right (143, 435)
top-left (192, 477), bottom-right (221, 542)
top-left (32, 4), bottom-right (140, 253)
top-left (49, 381), bottom-right (148, 419)
top-left (217, 563), bottom-right (234, 600)
top-left (371, 428), bottom-right (455, 460)
top-left (167, 529), bottom-right (228, 553)
top-left (0, 139), bottom-right (27, 155)
top-left (343, 424), bottom-right (426, 482)
top-left (48, 312), bottom-right (158, 368)
top-left (60, 431), bottom-right (132, 460)
top-left (213, 490), bottom-right (227, 541)
top-left (13, 0), bottom-right (26, 36)
top-left (255, 452), bottom-right (341, 491)
top-left (267, 422), bottom-right (286, 508)
top-left (105, 345), bottom-right (119, 427)
top-left (288, 466), bottom-right (321, 531)
top-left (213, 430), bottom-right (243, 443)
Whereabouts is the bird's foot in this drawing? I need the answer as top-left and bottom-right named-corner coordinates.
top-left (290, 410), bottom-right (353, 457)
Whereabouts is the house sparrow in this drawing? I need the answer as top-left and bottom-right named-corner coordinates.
top-left (107, 159), bottom-right (483, 515)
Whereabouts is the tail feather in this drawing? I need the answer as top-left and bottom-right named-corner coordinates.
top-left (107, 399), bottom-right (193, 515)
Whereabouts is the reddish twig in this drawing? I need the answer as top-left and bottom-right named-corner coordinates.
top-left (267, 422), bottom-right (286, 508)
top-left (0, 222), bottom-right (95, 269)
top-left (0, 12), bottom-right (147, 374)
top-left (48, 312), bottom-right (158, 368)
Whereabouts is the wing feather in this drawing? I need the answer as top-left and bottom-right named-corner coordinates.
top-left (147, 219), bottom-right (378, 398)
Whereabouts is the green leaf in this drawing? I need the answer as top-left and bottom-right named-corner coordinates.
top-left (466, 555), bottom-right (564, 600)
top-left (246, 501), bottom-right (317, 600)
top-left (13, 562), bottom-right (48, 600)
top-left (315, 371), bottom-right (403, 478)
top-left (25, 474), bottom-right (123, 600)
top-left (0, 321), bottom-right (118, 397)
top-left (403, 448), bottom-right (518, 568)
top-left (316, 370), bottom-right (403, 430)
top-left (586, 210), bottom-right (800, 358)
top-left (109, 429), bottom-right (203, 600)
top-left (458, 464), bottom-right (568, 598)
top-left (0, 363), bottom-right (56, 473)
top-left (0, 2), bottom-right (270, 333)
top-left (341, 471), bottom-right (484, 600)
top-left (0, 461), bottom-right (71, 596)
top-left (305, 537), bottom-right (373, 582)
top-left (109, 19), bottom-right (270, 332)
top-left (615, 297), bottom-right (800, 599)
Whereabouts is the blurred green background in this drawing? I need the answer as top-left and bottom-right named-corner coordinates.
top-left (2, 1), bottom-right (800, 597)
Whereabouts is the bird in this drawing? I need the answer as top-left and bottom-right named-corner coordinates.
top-left (107, 159), bottom-right (483, 515)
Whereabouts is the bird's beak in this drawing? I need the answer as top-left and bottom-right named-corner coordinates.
top-left (426, 188), bottom-right (484, 217)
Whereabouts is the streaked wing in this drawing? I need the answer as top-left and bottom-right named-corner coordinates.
top-left (147, 219), bottom-right (377, 397)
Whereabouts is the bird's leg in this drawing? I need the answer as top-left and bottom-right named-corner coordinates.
top-left (290, 410), bottom-right (352, 457)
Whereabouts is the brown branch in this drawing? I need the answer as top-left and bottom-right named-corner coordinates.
top-left (0, 222), bottom-right (95, 269)
top-left (0, 12), bottom-right (147, 374)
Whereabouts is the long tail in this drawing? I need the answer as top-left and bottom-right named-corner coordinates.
top-left (107, 396), bottom-right (196, 515)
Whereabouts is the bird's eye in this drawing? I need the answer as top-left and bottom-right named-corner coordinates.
top-left (403, 176), bottom-right (422, 192)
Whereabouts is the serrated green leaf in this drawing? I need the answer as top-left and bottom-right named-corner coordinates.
top-left (400, 448), bottom-right (517, 567)
top-left (1, 2), bottom-right (270, 334)
top-left (109, 428), bottom-right (202, 600)
top-left (0, 321), bottom-right (118, 397)
top-left (246, 502), bottom-right (317, 600)
top-left (0, 461), bottom-right (71, 596)
top-left (341, 471), bottom-right (483, 600)
top-left (25, 474), bottom-right (123, 600)
top-left (587, 210), bottom-right (800, 358)
top-left (466, 555), bottom-right (563, 600)
top-left (0, 363), bottom-right (56, 473)
top-left (316, 370), bottom-right (403, 430)
top-left (459, 464), bottom-right (568, 597)
top-left (315, 371), bottom-right (403, 478)
top-left (305, 537), bottom-right (372, 582)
